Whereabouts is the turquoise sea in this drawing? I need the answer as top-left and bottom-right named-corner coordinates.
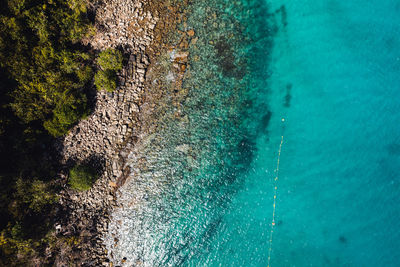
top-left (106, 0), bottom-right (400, 266)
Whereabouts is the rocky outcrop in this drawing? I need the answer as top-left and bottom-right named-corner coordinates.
top-left (54, 0), bottom-right (161, 265)
top-left (90, 1), bottom-right (158, 51)
top-left (61, 0), bottom-right (159, 173)
top-left (53, 0), bottom-right (188, 265)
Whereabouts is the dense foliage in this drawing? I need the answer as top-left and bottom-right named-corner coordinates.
top-left (94, 48), bottom-right (123, 92)
top-left (0, 0), bottom-right (97, 265)
top-left (0, 0), bottom-right (94, 137)
top-left (68, 164), bottom-right (97, 191)
top-left (0, 177), bottom-right (58, 265)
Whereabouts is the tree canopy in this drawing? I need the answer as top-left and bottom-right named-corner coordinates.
top-left (0, 0), bottom-right (94, 137)
top-left (0, 0), bottom-right (97, 265)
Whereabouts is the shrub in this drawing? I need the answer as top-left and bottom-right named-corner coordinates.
top-left (94, 48), bottom-right (123, 92)
top-left (94, 69), bottom-right (117, 92)
top-left (97, 48), bottom-right (123, 71)
top-left (68, 164), bottom-right (97, 191)
top-left (44, 92), bottom-right (88, 137)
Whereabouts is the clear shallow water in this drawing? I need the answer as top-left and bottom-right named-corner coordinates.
top-left (106, 0), bottom-right (400, 266)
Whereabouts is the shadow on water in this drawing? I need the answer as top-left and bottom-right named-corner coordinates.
top-left (235, 137), bottom-right (257, 171)
top-left (338, 235), bottom-right (348, 244)
top-left (214, 37), bottom-right (245, 79)
top-left (387, 143), bottom-right (400, 155)
top-left (259, 111), bottom-right (272, 133)
top-left (285, 83), bottom-right (292, 107)
top-left (276, 5), bottom-right (288, 28)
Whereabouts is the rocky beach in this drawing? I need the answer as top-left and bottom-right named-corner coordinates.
top-left (54, 0), bottom-right (189, 265)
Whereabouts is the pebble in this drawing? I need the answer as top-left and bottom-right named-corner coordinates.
top-left (187, 29), bottom-right (195, 37)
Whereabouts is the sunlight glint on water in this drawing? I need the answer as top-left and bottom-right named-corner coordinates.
top-left (106, 0), bottom-right (400, 266)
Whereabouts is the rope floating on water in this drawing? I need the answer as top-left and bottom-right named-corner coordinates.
top-left (267, 118), bottom-right (285, 267)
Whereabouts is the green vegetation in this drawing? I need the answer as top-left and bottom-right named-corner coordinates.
top-left (94, 69), bottom-right (117, 92)
top-left (94, 48), bottom-right (123, 92)
top-left (0, 0), bottom-right (94, 137)
top-left (0, 175), bottom-right (59, 266)
top-left (0, 0), bottom-right (125, 263)
top-left (0, 0), bottom-right (97, 265)
top-left (14, 179), bottom-right (59, 212)
top-left (68, 164), bottom-right (97, 191)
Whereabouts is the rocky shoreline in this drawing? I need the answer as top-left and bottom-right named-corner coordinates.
top-left (53, 0), bottom-right (188, 265)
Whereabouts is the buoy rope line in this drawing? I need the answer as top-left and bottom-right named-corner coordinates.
top-left (267, 118), bottom-right (285, 267)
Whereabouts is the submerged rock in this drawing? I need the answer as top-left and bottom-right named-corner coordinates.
top-left (175, 144), bottom-right (191, 153)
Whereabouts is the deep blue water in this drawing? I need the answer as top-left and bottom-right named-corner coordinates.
top-left (107, 1), bottom-right (400, 266)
